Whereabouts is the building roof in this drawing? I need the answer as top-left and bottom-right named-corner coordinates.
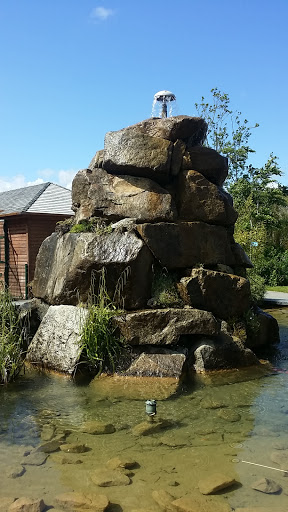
top-left (0, 182), bottom-right (74, 216)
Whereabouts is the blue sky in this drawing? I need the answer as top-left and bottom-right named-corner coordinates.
top-left (0, 0), bottom-right (287, 191)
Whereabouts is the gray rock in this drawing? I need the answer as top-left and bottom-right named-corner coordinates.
top-left (88, 149), bottom-right (104, 170)
top-left (192, 334), bottom-right (258, 372)
top-left (125, 352), bottom-right (186, 378)
top-left (176, 170), bottom-right (237, 225)
top-left (72, 168), bottom-right (177, 223)
top-left (251, 477), bottom-right (282, 494)
top-left (178, 268), bottom-right (251, 320)
top-left (21, 452), bottom-right (48, 466)
top-left (26, 306), bottom-right (87, 374)
top-left (32, 231), bottom-right (154, 309)
top-left (108, 116), bottom-right (207, 143)
top-left (136, 222), bottom-right (235, 269)
top-left (114, 308), bottom-right (220, 346)
top-left (103, 131), bottom-right (173, 183)
top-left (36, 439), bottom-right (63, 453)
top-left (246, 308), bottom-right (280, 348)
top-left (182, 146), bottom-right (228, 186)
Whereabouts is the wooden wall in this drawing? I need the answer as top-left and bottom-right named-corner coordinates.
top-left (0, 213), bottom-right (72, 298)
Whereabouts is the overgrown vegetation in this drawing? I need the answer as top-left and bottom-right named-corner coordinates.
top-left (196, 88), bottom-right (288, 288)
top-left (79, 269), bottom-right (125, 374)
top-left (0, 287), bottom-right (25, 384)
top-left (150, 267), bottom-right (183, 307)
top-left (70, 218), bottom-right (112, 235)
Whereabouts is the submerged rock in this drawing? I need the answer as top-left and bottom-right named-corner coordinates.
top-left (172, 494), bottom-right (232, 512)
top-left (8, 497), bottom-right (46, 512)
top-left (251, 477), bottom-right (282, 494)
top-left (198, 473), bottom-right (236, 494)
top-left (132, 418), bottom-right (174, 436)
top-left (152, 489), bottom-right (175, 512)
top-left (81, 421), bottom-right (116, 435)
top-left (90, 468), bottom-right (131, 487)
top-left (55, 492), bottom-right (109, 511)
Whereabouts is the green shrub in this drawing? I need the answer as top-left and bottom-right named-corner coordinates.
top-left (70, 218), bottom-right (112, 235)
top-left (79, 269), bottom-right (124, 374)
top-left (0, 287), bottom-right (25, 384)
top-left (151, 267), bottom-right (183, 307)
top-left (247, 269), bottom-right (266, 305)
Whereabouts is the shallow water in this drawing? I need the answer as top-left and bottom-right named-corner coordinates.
top-left (1, 308), bottom-right (288, 511)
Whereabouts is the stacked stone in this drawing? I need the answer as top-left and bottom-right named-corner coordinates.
top-left (31, 116), bottom-right (278, 376)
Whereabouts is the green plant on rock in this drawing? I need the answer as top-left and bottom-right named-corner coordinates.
top-left (70, 218), bottom-right (112, 235)
top-left (0, 286), bottom-right (25, 384)
top-left (79, 269), bottom-right (125, 374)
top-left (151, 267), bottom-right (183, 308)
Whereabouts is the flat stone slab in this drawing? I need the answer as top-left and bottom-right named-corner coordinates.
top-left (59, 443), bottom-right (88, 453)
top-left (125, 352), bottom-right (186, 378)
top-left (81, 421), bottom-right (116, 435)
top-left (198, 473), bottom-right (236, 494)
top-left (8, 497), bottom-right (46, 512)
top-left (137, 222), bottom-right (235, 268)
top-left (172, 494), bottom-right (232, 512)
top-left (114, 308), bottom-right (220, 346)
top-left (21, 452), bottom-right (48, 466)
top-left (55, 492), bottom-right (109, 512)
top-left (132, 418), bottom-right (174, 436)
top-left (152, 489), bottom-right (175, 512)
top-left (90, 468), bottom-right (131, 487)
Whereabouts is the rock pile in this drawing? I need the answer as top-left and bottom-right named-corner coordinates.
top-left (28, 115), bottom-right (279, 377)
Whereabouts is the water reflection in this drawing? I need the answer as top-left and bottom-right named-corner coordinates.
top-left (0, 308), bottom-right (287, 511)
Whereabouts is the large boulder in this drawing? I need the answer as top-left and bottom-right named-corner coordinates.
top-left (125, 351), bottom-right (187, 378)
top-left (192, 333), bottom-right (259, 372)
top-left (246, 308), bottom-right (280, 348)
top-left (26, 305), bottom-right (88, 373)
top-left (178, 269), bottom-right (251, 320)
top-left (113, 308), bottom-right (220, 345)
top-left (32, 231), bottom-right (153, 309)
top-left (136, 222), bottom-right (235, 268)
top-left (72, 168), bottom-right (177, 223)
top-left (103, 116), bottom-right (207, 143)
top-left (103, 132), bottom-right (173, 183)
top-left (176, 170), bottom-right (238, 225)
top-left (182, 146), bottom-right (228, 186)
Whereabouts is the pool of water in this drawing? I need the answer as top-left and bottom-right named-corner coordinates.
top-left (1, 308), bottom-right (288, 511)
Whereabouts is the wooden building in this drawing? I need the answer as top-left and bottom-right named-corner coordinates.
top-left (0, 182), bottom-right (73, 298)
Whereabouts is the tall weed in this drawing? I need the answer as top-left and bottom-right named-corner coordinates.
top-left (79, 269), bottom-right (125, 374)
top-left (0, 286), bottom-right (25, 384)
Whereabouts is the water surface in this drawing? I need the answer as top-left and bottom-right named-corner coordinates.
top-left (0, 308), bottom-right (288, 510)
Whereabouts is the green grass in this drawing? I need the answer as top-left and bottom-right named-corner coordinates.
top-left (266, 286), bottom-right (288, 293)
top-left (79, 269), bottom-right (124, 374)
top-left (0, 287), bottom-right (25, 384)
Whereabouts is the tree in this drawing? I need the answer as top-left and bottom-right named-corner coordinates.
top-left (195, 88), bottom-right (259, 183)
top-left (195, 89), bottom-right (288, 286)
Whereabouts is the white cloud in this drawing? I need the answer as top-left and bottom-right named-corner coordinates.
top-left (0, 169), bottom-right (77, 193)
top-left (0, 175), bottom-right (44, 192)
top-left (90, 6), bottom-right (115, 21)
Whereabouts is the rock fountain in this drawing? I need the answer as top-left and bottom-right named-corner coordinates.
top-left (26, 93), bottom-right (279, 378)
